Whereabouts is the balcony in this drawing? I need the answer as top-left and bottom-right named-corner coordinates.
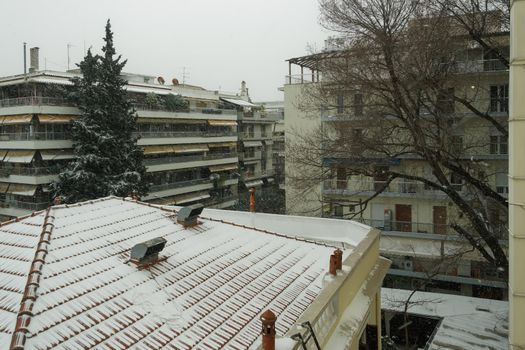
top-left (134, 131), bottom-right (237, 139)
top-left (358, 218), bottom-right (451, 235)
top-left (143, 152), bottom-right (237, 166)
top-left (149, 178), bottom-right (211, 192)
top-left (0, 166), bottom-right (60, 176)
top-left (0, 132), bottom-right (71, 141)
top-left (0, 96), bottom-right (75, 108)
top-left (0, 200), bottom-right (50, 212)
top-left (323, 179), bottom-right (448, 199)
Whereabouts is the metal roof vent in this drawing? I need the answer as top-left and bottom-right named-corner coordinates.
top-left (177, 203), bottom-right (204, 227)
top-left (130, 237), bottom-right (167, 266)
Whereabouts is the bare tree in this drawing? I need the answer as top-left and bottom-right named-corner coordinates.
top-left (287, 0), bottom-right (509, 275)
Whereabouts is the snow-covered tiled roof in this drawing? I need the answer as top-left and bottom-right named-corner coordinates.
top-left (0, 197), bottom-right (362, 350)
top-left (382, 288), bottom-right (509, 350)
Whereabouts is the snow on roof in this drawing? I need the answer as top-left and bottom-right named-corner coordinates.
top-left (382, 288), bottom-right (509, 350)
top-left (200, 208), bottom-right (370, 248)
top-left (0, 197), bottom-right (364, 350)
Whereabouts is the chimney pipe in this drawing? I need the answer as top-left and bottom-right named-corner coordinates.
top-left (334, 248), bottom-right (343, 270)
top-left (329, 254), bottom-right (337, 275)
top-left (29, 47), bottom-right (39, 73)
top-left (249, 187), bottom-right (256, 213)
top-left (260, 309), bottom-right (276, 350)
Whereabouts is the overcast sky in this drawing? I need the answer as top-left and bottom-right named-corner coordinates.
top-left (0, 0), bottom-right (331, 101)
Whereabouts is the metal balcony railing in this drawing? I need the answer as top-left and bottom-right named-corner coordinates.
top-left (0, 166), bottom-right (60, 176)
top-left (0, 96), bottom-right (238, 116)
top-left (358, 218), bottom-right (451, 235)
top-left (0, 96), bottom-right (75, 108)
top-left (0, 132), bottom-right (71, 141)
top-left (149, 178), bottom-right (211, 192)
top-left (134, 131), bottom-right (237, 138)
top-left (0, 200), bottom-right (50, 211)
top-left (323, 179), bottom-right (444, 195)
top-left (143, 152), bottom-right (237, 166)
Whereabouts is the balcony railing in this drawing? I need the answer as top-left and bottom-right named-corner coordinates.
top-left (134, 131), bottom-right (237, 139)
top-left (0, 200), bottom-right (50, 211)
top-left (0, 132), bottom-right (71, 141)
top-left (323, 179), bottom-right (446, 196)
top-left (0, 96), bottom-right (75, 108)
top-left (0, 96), bottom-right (238, 116)
top-left (144, 152), bottom-right (237, 166)
top-left (0, 166), bottom-right (60, 177)
top-left (358, 218), bottom-right (450, 235)
top-left (149, 178), bottom-right (211, 192)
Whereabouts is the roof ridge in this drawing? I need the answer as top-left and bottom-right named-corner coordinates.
top-left (10, 208), bottom-right (56, 350)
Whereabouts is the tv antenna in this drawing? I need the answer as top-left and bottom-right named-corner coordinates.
top-left (182, 67), bottom-right (189, 85)
top-left (67, 43), bottom-right (75, 70)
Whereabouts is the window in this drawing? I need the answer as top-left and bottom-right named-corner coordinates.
top-left (354, 93), bottom-right (363, 116)
top-left (496, 172), bottom-right (508, 194)
top-left (336, 92), bottom-right (344, 114)
top-left (489, 84), bottom-right (508, 113)
top-left (450, 172), bottom-right (463, 191)
top-left (490, 135), bottom-right (508, 155)
top-left (437, 88), bottom-right (455, 114)
top-left (449, 135), bottom-right (463, 155)
top-left (333, 204), bottom-right (344, 217)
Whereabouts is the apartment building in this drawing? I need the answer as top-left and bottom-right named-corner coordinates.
top-left (284, 33), bottom-right (509, 299)
top-left (0, 64), bottom-right (274, 221)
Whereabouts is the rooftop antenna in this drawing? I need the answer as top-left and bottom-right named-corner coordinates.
top-left (23, 42), bottom-right (27, 75)
top-left (67, 43), bottom-right (74, 71)
top-left (182, 66), bottom-right (189, 85)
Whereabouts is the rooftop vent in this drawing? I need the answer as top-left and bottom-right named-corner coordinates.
top-left (177, 203), bottom-right (204, 227)
top-left (130, 237), bottom-right (167, 266)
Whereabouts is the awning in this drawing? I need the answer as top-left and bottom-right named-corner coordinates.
top-left (172, 144), bottom-right (209, 154)
top-left (38, 115), bottom-right (77, 123)
top-left (1, 115), bottom-right (33, 125)
top-left (264, 140), bottom-right (274, 146)
top-left (209, 163), bottom-right (238, 172)
top-left (174, 192), bottom-right (210, 205)
top-left (243, 141), bottom-right (263, 148)
top-left (245, 180), bottom-right (264, 188)
top-left (137, 118), bottom-right (206, 124)
top-left (6, 184), bottom-right (37, 196)
top-left (40, 150), bottom-right (75, 160)
top-left (31, 76), bottom-right (74, 86)
top-left (4, 150), bottom-right (35, 163)
top-left (0, 183), bottom-right (9, 193)
top-left (208, 120), bottom-right (237, 126)
top-left (220, 97), bottom-right (258, 108)
top-left (208, 142), bottom-right (237, 148)
top-left (143, 145), bottom-right (175, 155)
top-left (0, 150), bottom-right (8, 161)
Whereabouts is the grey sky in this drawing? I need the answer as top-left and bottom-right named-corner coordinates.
top-left (0, 0), bottom-right (331, 101)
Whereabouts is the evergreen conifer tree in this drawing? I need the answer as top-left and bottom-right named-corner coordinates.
top-left (52, 20), bottom-right (148, 203)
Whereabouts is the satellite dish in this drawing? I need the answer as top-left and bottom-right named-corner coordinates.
top-left (157, 76), bottom-right (165, 85)
top-left (172, 78), bottom-right (179, 85)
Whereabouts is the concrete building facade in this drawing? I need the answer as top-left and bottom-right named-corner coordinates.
top-left (0, 68), bottom-right (276, 220)
top-left (283, 32), bottom-right (509, 299)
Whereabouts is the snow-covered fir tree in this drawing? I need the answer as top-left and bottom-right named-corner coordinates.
top-left (52, 20), bottom-right (148, 203)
